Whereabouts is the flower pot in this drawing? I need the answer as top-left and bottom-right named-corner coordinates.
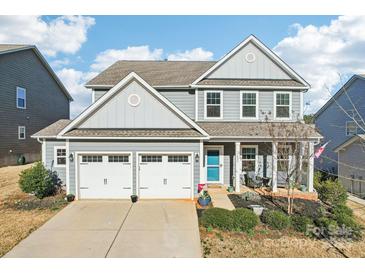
top-left (198, 196), bottom-right (211, 207)
top-left (66, 194), bottom-right (75, 202)
top-left (130, 195), bottom-right (138, 203)
top-left (248, 205), bottom-right (264, 216)
top-left (227, 186), bottom-right (234, 193)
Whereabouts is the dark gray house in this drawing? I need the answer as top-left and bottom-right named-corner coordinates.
top-left (0, 44), bottom-right (73, 166)
top-left (32, 35), bottom-right (321, 200)
top-left (314, 74), bottom-right (365, 175)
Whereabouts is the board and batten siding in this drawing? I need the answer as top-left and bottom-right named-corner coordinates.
top-left (197, 89), bottom-right (301, 122)
top-left (80, 80), bottom-right (189, 129)
top-left (44, 140), bottom-right (66, 183)
top-left (68, 141), bottom-right (200, 197)
top-left (207, 41), bottom-right (291, 80)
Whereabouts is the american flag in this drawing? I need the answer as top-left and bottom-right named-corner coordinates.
top-left (314, 141), bottom-right (329, 159)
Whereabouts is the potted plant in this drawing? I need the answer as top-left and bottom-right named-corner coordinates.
top-left (66, 194), bottom-right (75, 202)
top-left (130, 194), bottom-right (138, 203)
top-left (227, 186), bottom-right (234, 193)
top-left (198, 190), bottom-right (211, 206)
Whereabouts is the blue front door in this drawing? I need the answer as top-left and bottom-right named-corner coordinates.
top-left (207, 149), bottom-right (220, 182)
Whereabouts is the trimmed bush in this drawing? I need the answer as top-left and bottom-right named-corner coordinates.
top-left (316, 178), bottom-right (347, 206)
top-left (261, 210), bottom-right (290, 230)
top-left (18, 162), bottom-right (61, 199)
top-left (291, 215), bottom-right (313, 233)
top-left (200, 208), bottom-right (234, 231)
top-left (231, 208), bottom-right (259, 232)
top-left (332, 204), bottom-right (353, 217)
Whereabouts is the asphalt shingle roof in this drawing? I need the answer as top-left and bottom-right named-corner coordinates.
top-left (32, 119), bottom-right (71, 137)
top-left (196, 79), bottom-right (305, 87)
top-left (0, 44), bottom-right (32, 53)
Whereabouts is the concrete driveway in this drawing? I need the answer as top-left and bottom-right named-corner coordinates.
top-left (5, 200), bottom-right (201, 258)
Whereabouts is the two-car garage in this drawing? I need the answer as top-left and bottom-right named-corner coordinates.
top-left (78, 152), bottom-right (193, 200)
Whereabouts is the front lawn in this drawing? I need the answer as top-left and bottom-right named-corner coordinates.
top-left (0, 164), bottom-right (68, 257)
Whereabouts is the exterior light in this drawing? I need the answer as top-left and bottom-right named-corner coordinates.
top-left (195, 153), bottom-right (200, 162)
top-left (69, 153), bottom-right (74, 162)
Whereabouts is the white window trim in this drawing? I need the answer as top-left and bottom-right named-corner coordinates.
top-left (54, 146), bottom-right (66, 167)
top-left (240, 90), bottom-right (259, 120)
top-left (274, 91), bottom-right (292, 120)
top-left (346, 121), bottom-right (358, 136)
top-left (18, 126), bottom-right (26, 140)
top-left (240, 144), bottom-right (258, 174)
top-left (16, 86), bottom-right (26, 109)
top-left (204, 90), bottom-right (223, 120)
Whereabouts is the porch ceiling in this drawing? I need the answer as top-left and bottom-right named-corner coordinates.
top-left (197, 122), bottom-right (322, 140)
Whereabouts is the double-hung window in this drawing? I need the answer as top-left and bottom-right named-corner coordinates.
top-left (346, 121), bottom-right (358, 136)
top-left (241, 146), bottom-right (257, 173)
top-left (275, 92), bottom-right (291, 119)
top-left (54, 147), bottom-right (66, 167)
top-left (241, 91), bottom-right (258, 119)
top-left (16, 87), bottom-right (26, 109)
top-left (18, 126), bottom-right (26, 140)
top-left (205, 91), bottom-right (222, 119)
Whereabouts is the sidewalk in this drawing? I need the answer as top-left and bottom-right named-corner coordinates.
top-left (347, 194), bottom-right (365, 224)
top-left (208, 187), bottom-right (235, 210)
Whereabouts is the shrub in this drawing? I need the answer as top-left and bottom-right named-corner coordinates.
top-left (231, 208), bottom-right (259, 232)
top-left (316, 178), bottom-right (347, 206)
top-left (18, 162), bottom-right (61, 199)
top-left (200, 208), bottom-right (234, 231)
top-left (291, 215), bottom-right (313, 233)
top-left (261, 210), bottom-right (290, 230)
top-left (332, 206), bottom-right (362, 240)
top-left (314, 217), bottom-right (339, 237)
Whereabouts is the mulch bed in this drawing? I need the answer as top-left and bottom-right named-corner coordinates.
top-left (228, 194), bottom-right (322, 218)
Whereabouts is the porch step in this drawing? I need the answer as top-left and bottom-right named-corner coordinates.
top-left (207, 184), bottom-right (224, 189)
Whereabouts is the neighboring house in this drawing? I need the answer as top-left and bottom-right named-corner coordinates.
top-left (314, 74), bottom-right (365, 175)
top-left (32, 35), bottom-right (321, 200)
top-left (0, 45), bottom-right (73, 166)
top-left (334, 135), bottom-right (365, 198)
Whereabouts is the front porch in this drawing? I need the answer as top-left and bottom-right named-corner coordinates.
top-left (200, 140), bottom-right (316, 198)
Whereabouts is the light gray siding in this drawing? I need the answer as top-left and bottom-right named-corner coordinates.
top-left (68, 140), bottom-right (200, 197)
top-left (338, 140), bottom-right (365, 198)
top-left (315, 77), bottom-right (365, 173)
top-left (80, 80), bottom-right (189, 129)
top-left (197, 89), bottom-right (301, 122)
top-left (0, 49), bottom-right (70, 166)
top-left (44, 140), bottom-right (66, 183)
top-left (93, 90), bottom-right (108, 102)
top-left (159, 90), bottom-right (195, 119)
top-left (208, 42), bottom-right (291, 79)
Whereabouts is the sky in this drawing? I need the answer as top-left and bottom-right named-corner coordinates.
top-left (1, 15), bottom-right (365, 118)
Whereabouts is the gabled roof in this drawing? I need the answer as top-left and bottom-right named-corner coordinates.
top-left (0, 44), bottom-right (73, 101)
top-left (314, 74), bottom-right (365, 119)
top-left (191, 35), bottom-right (310, 89)
top-left (60, 72), bottom-right (209, 138)
top-left (85, 61), bottom-right (216, 88)
top-left (333, 134), bottom-right (365, 152)
top-left (32, 119), bottom-right (72, 138)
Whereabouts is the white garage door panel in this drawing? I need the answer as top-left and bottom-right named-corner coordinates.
top-left (139, 154), bottom-right (192, 199)
top-left (79, 155), bottom-right (132, 199)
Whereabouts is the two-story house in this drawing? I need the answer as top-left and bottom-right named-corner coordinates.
top-left (314, 74), bottom-right (365, 197)
top-left (32, 35), bottom-right (321, 200)
top-left (0, 45), bottom-right (73, 166)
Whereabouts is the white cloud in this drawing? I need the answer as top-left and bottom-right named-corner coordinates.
top-left (50, 58), bottom-right (70, 69)
top-left (56, 68), bottom-right (92, 118)
top-left (168, 48), bottom-right (213, 61)
top-left (0, 15), bottom-right (95, 56)
top-left (274, 16), bottom-right (365, 113)
top-left (90, 46), bottom-right (163, 72)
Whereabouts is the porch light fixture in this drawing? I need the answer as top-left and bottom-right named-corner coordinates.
top-left (195, 153), bottom-right (200, 162)
top-left (69, 153), bottom-right (74, 162)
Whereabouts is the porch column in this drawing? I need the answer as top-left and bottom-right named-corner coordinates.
top-left (235, 142), bottom-right (241, 192)
top-left (308, 141), bottom-right (314, 192)
top-left (272, 141), bottom-right (278, 192)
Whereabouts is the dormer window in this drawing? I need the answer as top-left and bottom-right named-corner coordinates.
top-left (204, 91), bottom-right (222, 119)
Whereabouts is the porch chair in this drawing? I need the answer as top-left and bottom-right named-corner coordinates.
top-left (244, 172), bottom-right (263, 189)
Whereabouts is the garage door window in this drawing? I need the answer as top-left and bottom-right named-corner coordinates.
top-left (141, 155), bottom-right (162, 162)
top-left (108, 155), bottom-right (129, 162)
top-left (168, 155), bottom-right (189, 162)
top-left (82, 155), bottom-right (103, 162)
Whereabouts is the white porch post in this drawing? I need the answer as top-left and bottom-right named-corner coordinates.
top-left (235, 142), bottom-right (241, 192)
top-left (200, 140), bottom-right (205, 185)
top-left (308, 141), bottom-right (314, 192)
top-left (272, 141), bottom-right (278, 193)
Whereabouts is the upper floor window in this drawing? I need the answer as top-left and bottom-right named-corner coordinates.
top-left (275, 92), bottom-right (291, 119)
top-left (16, 87), bottom-right (26, 109)
top-left (54, 147), bottom-right (66, 167)
top-left (204, 91), bottom-right (222, 119)
top-left (346, 121), bottom-right (358, 136)
top-left (241, 91), bottom-right (258, 119)
top-left (18, 126), bottom-right (26, 140)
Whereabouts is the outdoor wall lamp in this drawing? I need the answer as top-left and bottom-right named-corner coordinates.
top-left (195, 153), bottom-right (200, 162)
top-left (69, 153), bottom-right (74, 162)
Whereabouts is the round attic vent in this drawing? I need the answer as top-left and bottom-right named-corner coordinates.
top-left (245, 52), bottom-right (256, 63)
top-left (128, 94), bottom-right (141, 107)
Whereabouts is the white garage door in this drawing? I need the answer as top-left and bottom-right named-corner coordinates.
top-left (138, 154), bottom-right (192, 199)
top-left (79, 154), bottom-right (133, 199)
